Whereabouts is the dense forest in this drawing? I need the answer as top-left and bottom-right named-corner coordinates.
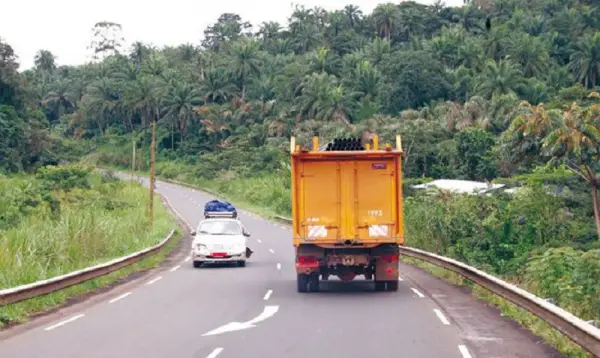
top-left (1, 0), bottom-right (599, 351)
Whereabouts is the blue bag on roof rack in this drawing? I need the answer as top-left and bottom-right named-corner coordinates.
top-left (204, 200), bottom-right (237, 218)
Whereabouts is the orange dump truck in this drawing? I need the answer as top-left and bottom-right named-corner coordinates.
top-left (290, 135), bottom-right (404, 292)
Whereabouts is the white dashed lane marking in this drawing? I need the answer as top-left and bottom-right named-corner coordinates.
top-left (170, 265), bottom-right (181, 272)
top-left (44, 314), bottom-right (85, 331)
top-left (458, 345), bottom-right (472, 358)
top-left (206, 347), bottom-right (224, 358)
top-left (263, 290), bottom-right (273, 300)
top-left (109, 292), bottom-right (132, 304)
top-left (434, 309), bottom-right (450, 325)
top-left (146, 276), bottom-right (163, 285)
top-left (411, 288), bottom-right (425, 298)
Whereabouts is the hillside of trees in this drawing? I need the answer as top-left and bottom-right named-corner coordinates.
top-left (1, 0), bottom-right (599, 352)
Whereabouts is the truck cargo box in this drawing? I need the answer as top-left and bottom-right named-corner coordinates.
top-left (290, 136), bottom-right (404, 248)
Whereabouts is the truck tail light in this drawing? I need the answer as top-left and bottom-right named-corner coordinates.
top-left (296, 256), bottom-right (319, 268)
top-left (381, 254), bottom-right (399, 263)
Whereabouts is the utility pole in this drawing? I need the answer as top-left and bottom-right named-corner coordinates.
top-left (131, 134), bottom-right (136, 181)
top-left (149, 121), bottom-right (156, 226)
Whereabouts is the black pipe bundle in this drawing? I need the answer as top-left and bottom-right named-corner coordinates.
top-left (323, 137), bottom-right (365, 151)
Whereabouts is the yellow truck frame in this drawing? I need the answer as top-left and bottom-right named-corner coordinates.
top-left (290, 135), bottom-right (404, 292)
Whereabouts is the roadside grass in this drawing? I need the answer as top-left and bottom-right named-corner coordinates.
top-left (0, 227), bottom-right (182, 329)
top-left (401, 257), bottom-right (592, 358)
top-left (0, 170), bottom-right (178, 328)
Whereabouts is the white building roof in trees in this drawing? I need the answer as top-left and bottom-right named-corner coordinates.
top-left (412, 179), bottom-right (506, 195)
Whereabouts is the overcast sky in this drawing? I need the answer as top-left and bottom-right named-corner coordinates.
top-left (1, 0), bottom-right (463, 70)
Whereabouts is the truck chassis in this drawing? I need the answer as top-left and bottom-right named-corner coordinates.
top-left (295, 243), bottom-right (400, 292)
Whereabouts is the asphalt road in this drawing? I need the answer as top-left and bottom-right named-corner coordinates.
top-left (0, 177), bottom-right (563, 358)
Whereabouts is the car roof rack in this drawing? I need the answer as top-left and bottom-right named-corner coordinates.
top-left (204, 211), bottom-right (238, 219)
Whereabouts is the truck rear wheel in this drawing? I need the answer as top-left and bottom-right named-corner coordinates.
top-left (297, 274), bottom-right (309, 293)
top-left (375, 281), bottom-right (386, 291)
top-left (387, 280), bottom-right (398, 291)
top-left (308, 273), bottom-right (320, 292)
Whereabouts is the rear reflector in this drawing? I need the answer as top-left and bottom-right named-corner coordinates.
top-left (212, 252), bottom-right (227, 257)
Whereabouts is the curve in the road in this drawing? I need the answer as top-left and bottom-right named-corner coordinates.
top-left (0, 177), bottom-right (562, 358)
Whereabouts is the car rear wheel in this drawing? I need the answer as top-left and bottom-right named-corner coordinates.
top-left (193, 261), bottom-right (202, 268)
top-left (237, 260), bottom-right (246, 267)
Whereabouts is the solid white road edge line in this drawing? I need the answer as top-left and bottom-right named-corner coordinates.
top-left (458, 345), bottom-right (472, 358)
top-left (411, 288), bottom-right (425, 298)
top-left (170, 265), bottom-right (181, 272)
top-left (276, 262), bottom-right (281, 270)
top-left (146, 276), bottom-right (163, 285)
top-left (434, 309), bottom-right (451, 325)
top-left (263, 289), bottom-right (273, 300)
top-left (44, 314), bottom-right (85, 331)
top-left (109, 292), bottom-right (132, 304)
top-left (206, 347), bottom-right (224, 358)
top-left (269, 249), bottom-right (275, 254)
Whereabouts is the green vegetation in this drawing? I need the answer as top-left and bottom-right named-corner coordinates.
top-left (0, 165), bottom-right (176, 327)
top-left (1, 0), bottom-right (599, 353)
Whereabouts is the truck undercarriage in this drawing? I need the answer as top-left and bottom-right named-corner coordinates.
top-left (295, 243), bottom-right (400, 292)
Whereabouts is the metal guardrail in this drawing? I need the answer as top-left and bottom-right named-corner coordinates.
top-left (0, 229), bottom-right (175, 306)
top-left (0, 185), bottom-right (181, 306)
top-left (273, 215), bottom-right (600, 356)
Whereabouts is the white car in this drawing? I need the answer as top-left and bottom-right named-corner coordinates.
top-left (190, 218), bottom-right (252, 268)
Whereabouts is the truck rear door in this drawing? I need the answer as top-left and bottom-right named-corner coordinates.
top-left (297, 155), bottom-right (400, 243)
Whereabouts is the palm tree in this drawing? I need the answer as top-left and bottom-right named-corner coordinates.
top-left (296, 72), bottom-right (357, 127)
top-left (34, 50), bottom-right (57, 83)
top-left (227, 38), bottom-right (261, 100)
top-left (42, 79), bottom-right (77, 121)
top-left (568, 32), bottom-right (600, 88)
top-left (474, 59), bottom-right (525, 99)
top-left (365, 38), bottom-right (391, 65)
top-left (373, 3), bottom-right (400, 41)
top-left (199, 67), bottom-right (237, 104)
top-left (161, 82), bottom-right (203, 142)
top-left (309, 47), bottom-right (341, 75)
top-left (543, 100), bottom-right (600, 237)
top-left (196, 105), bottom-right (232, 148)
top-left (507, 94), bottom-right (600, 238)
top-left (507, 34), bottom-right (549, 77)
top-left (343, 5), bottom-right (363, 28)
top-left (83, 78), bottom-right (122, 135)
top-left (125, 76), bottom-right (160, 129)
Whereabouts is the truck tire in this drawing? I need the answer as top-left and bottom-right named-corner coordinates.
top-left (386, 280), bottom-right (398, 291)
top-left (297, 274), bottom-right (309, 293)
top-left (375, 281), bottom-right (386, 291)
top-left (308, 273), bottom-right (320, 292)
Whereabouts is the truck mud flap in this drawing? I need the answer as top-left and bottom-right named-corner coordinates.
top-left (246, 247), bottom-right (253, 258)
